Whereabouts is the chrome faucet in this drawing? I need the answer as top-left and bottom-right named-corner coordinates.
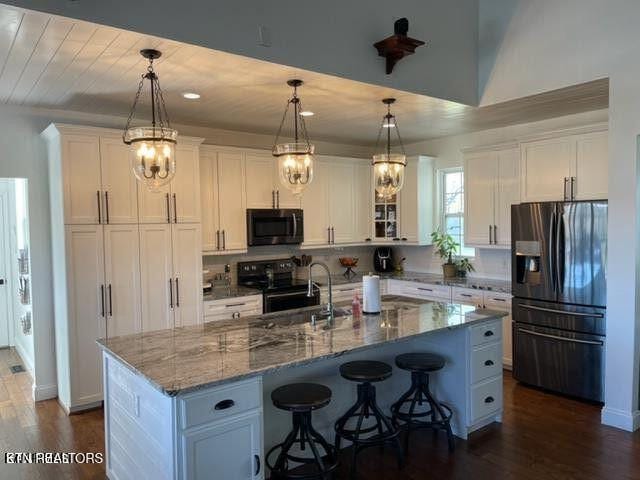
top-left (307, 261), bottom-right (333, 317)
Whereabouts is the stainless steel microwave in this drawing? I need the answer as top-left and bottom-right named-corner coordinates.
top-left (246, 209), bottom-right (304, 246)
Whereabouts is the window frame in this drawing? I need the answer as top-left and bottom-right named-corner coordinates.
top-left (438, 167), bottom-right (475, 258)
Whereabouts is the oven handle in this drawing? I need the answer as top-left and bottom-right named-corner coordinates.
top-left (517, 328), bottom-right (603, 346)
top-left (519, 304), bottom-right (604, 318)
top-left (292, 213), bottom-right (297, 238)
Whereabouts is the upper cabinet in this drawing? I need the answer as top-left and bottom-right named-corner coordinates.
top-left (200, 147), bottom-right (247, 254)
top-left (464, 146), bottom-right (519, 248)
top-left (398, 156), bottom-right (435, 245)
top-left (520, 127), bottom-right (608, 202)
top-left (245, 151), bottom-right (300, 209)
top-left (138, 141), bottom-right (203, 224)
top-left (99, 138), bottom-right (139, 224)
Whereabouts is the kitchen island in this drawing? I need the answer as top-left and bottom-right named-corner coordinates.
top-left (98, 296), bottom-right (507, 480)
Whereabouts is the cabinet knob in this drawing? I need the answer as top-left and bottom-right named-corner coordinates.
top-left (484, 330), bottom-right (494, 337)
top-left (254, 454), bottom-right (261, 476)
top-left (484, 396), bottom-right (495, 404)
top-left (214, 399), bottom-right (235, 410)
top-left (484, 359), bottom-right (494, 366)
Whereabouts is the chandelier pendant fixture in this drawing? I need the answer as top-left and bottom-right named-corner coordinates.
top-left (372, 98), bottom-right (407, 199)
top-left (123, 49), bottom-right (178, 192)
top-left (272, 79), bottom-right (315, 195)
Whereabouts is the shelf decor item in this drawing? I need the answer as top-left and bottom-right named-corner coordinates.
top-left (373, 18), bottom-right (425, 74)
top-left (272, 79), bottom-right (315, 195)
top-left (339, 257), bottom-right (359, 279)
top-left (431, 229), bottom-right (459, 278)
top-left (372, 98), bottom-right (407, 200)
top-left (123, 49), bottom-right (178, 192)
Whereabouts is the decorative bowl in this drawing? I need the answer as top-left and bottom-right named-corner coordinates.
top-left (339, 257), bottom-right (359, 267)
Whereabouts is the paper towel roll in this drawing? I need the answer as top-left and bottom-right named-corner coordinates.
top-left (362, 274), bottom-right (381, 314)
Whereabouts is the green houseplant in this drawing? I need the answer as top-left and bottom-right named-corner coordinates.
top-left (431, 229), bottom-right (459, 278)
top-left (456, 257), bottom-right (475, 278)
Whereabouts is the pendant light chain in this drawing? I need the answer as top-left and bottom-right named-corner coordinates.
top-left (272, 82), bottom-right (312, 154)
top-left (372, 100), bottom-right (406, 160)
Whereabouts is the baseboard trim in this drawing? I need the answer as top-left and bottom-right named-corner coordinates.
top-left (32, 383), bottom-right (58, 402)
top-left (13, 342), bottom-right (34, 376)
top-left (601, 406), bottom-right (640, 432)
top-left (502, 357), bottom-right (513, 370)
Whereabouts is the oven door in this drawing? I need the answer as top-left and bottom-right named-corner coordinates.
top-left (264, 289), bottom-right (320, 313)
top-left (247, 209), bottom-right (303, 246)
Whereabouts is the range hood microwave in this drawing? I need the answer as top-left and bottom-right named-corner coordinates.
top-left (246, 209), bottom-right (304, 246)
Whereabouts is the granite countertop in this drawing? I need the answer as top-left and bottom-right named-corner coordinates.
top-left (203, 285), bottom-right (261, 302)
top-left (98, 295), bottom-right (507, 396)
top-left (327, 271), bottom-right (511, 294)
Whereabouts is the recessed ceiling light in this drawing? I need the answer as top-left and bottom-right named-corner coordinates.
top-left (299, 110), bottom-right (314, 117)
top-left (183, 92), bottom-right (200, 99)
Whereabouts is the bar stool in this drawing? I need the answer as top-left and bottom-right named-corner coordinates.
top-left (391, 352), bottom-right (455, 452)
top-left (266, 383), bottom-right (338, 480)
top-left (334, 360), bottom-right (403, 478)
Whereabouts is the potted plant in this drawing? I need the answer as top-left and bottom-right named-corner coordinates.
top-left (456, 257), bottom-right (475, 278)
top-left (430, 229), bottom-right (459, 278)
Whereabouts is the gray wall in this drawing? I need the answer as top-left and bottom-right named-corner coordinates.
top-left (5, 0), bottom-right (479, 105)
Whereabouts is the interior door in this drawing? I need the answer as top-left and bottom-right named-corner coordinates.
top-left (65, 224), bottom-right (106, 406)
top-left (62, 134), bottom-right (102, 224)
top-left (139, 224), bottom-right (174, 332)
top-left (328, 159), bottom-right (356, 243)
top-left (99, 137), bottom-right (138, 224)
top-left (103, 224), bottom-right (141, 337)
top-left (301, 159), bottom-right (330, 245)
top-left (464, 152), bottom-right (497, 246)
top-left (172, 144), bottom-right (201, 223)
top-left (0, 188), bottom-right (11, 347)
top-left (557, 201), bottom-right (608, 307)
top-left (245, 152), bottom-right (276, 208)
top-left (217, 151), bottom-right (247, 251)
top-left (172, 224), bottom-right (203, 327)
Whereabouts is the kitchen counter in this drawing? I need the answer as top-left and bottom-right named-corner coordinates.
top-left (99, 295), bottom-right (506, 396)
top-left (328, 270), bottom-right (511, 293)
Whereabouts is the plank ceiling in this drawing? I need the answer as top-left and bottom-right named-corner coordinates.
top-left (0, 4), bottom-right (609, 145)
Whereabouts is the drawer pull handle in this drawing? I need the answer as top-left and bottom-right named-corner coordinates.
top-left (225, 302), bottom-right (247, 308)
top-left (214, 399), bottom-right (235, 410)
top-left (484, 360), bottom-right (494, 366)
top-left (484, 330), bottom-right (494, 337)
top-left (417, 287), bottom-right (433, 292)
top-left (254, 454), bottom-right (261, 476)
top-left (491, 298), bottom-right (507, 302)
top-left (460, 293), bottom-right (473, 297)
top-left (484, 396), bottom-right (495, 404)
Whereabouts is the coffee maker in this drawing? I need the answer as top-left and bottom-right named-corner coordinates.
top-left (373, 247), bottom-right (394, 273)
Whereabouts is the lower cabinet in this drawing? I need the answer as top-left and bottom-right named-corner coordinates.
top-left (387, 279), bottom-right (452, 302)
top-left (180, 411), bottom-right (263, 480)
top-left (204, 295), bottom-right (263, 322)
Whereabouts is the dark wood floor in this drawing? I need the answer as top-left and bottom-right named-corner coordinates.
top-left (1, 347), bottom-right (639, 479)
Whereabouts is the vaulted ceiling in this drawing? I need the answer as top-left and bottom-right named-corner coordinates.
top-left (0, 4), bottom-right (608, 146)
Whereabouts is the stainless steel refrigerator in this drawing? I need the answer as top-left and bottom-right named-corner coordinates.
top-left (511, 201), bottom-right (607, 402)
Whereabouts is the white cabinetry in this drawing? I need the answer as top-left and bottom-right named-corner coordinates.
top-left (398, 155), bottom-right (435, 245)
top-left (520, 126), bottom-right (608, 202)
top-left (464, 145), bottom-right (519, 248)
top-left (301, 159), bottom-right (330, 246)
top-left (245, 151), bottom-right (300, 209)
top-left (204, 295), bottom-right (263, 322)
top-left (44, 124), bottom-right (204, 412)
top-left (138, 142), bottom-right (202, 224)
top-left (200, 147), bottom-right (247, 254)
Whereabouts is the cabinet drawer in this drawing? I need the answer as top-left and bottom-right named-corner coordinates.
top-left (179, 378), bottom-right (262, 430)
top-left (470, 320), bottom-right (502, 346)
top-left (204, 295), bottom-right (262, 316)
top-left (470, 342), bottom-right (503, 384)
top-left (470, 376), bottom-right (503, 422)
top-left (395, 281), bottom-right (451, 301)
top-left (483, 292), bottom-right (512, 311)
top-left (452, 287), bottom-right (483, 307)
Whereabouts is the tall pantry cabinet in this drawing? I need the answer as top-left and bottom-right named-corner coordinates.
top-left (43, 124), bottom-right (203, 413)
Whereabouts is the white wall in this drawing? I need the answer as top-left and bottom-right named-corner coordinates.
top-left (5, 0), bottom-right (479, 105)
top-left (398, 109), bottom-right (608, 281)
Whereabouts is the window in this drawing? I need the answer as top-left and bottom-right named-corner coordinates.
top-left (440, 168), bottom-right (475, 257)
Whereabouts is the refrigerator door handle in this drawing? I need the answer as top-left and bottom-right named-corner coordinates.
top-left (519, 303), bottom-right (604, 318)
top-left (548, 209), bottom-right (556, 293)
top-left (556, 210), bottom-right (565, 293)
top-left (517, 327), bottom-right (604, 346)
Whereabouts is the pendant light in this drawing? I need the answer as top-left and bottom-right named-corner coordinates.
top-left (272, 79), bottom-right (314, 195)
top-left (372, 98), bottom-right (406, 199)
top-left (123, 49), bottom-right (178, 192)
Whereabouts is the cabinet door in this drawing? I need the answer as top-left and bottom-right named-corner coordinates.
top-left (104, 224), bottom-right (141, 337)
top-left (218, 152), bottom-right (247, 251)
top-left (483, 294), bottom-right (513, 368)
top-left (245, 152), bottom-right (276, 209)
top-left (328, 159), bottom-right (356, 244)
top-left (172, 144), bottom-right (201, 223)
top-left (62, 134), bottom-right (102, 224)
top-left (520, 137), bottom-right (574, 202)
top-left (99, 137), bottom-right (138, 224)
top-left (464, 152), bottom-right (497, 246)
top-left (272, 163), bottom-right (301, 209)
top-left (181, 411), bottom-right (262, 480)
top-left (399, 158), bottom-right (418, 243)
top-left (138, 184), bottom-right (172, 224)
top-left (495, 148), bottom-right (520, 247)
top-left (301, 160), bottom-right (330, 246)
top-left (172, 224), bottom-right (203, 327)
top-left (574, 131), bottom-right (608, 200)
top-left (139, 224), bottom-right (174, 331)
top-left (199, 149), bottom-right (220, 252)
top-left (65, 225), bottom-right (106, 406)
top-left (354, 162), bottom-right (372, 242)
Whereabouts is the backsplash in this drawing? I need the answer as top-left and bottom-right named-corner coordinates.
top-left (203, 245), bottom-right (377, 285)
